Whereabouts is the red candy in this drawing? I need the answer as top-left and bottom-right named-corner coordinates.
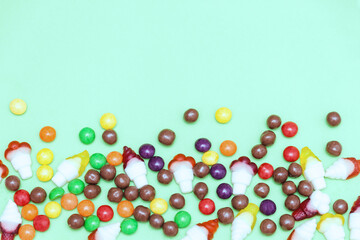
top-left (258, 163), bottom-right (274, 179)
top-left (283, 146), bottom-right (300, 162)
top-left (33, 215), bottom-right (50, 232)
top-left (199, 198), bottom-right (215, 215)
top-left (281, 122), bottom-right (298, 138)
top-left (96, 205), bottom-right (114, 222)
top-left (14, 189), bottom-right (30, 206)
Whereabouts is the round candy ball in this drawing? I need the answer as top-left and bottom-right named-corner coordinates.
top-left (150, 198), bottom-right (168, 215)
top-left (216, 183), bottom-right (233, 199)
top-left (251, 144), bottom-right (267, 159)
top-left (67, 214), bottom-right (84, 229)
top-left (260, 219), bottom-right (277, 235)
top-left (100, 113), bottom-right (117, 130)
top-left (9, 98), bottom-right (27, 115)
top-left (198, 198), bottom-right (215, 215)
top-left (174, 211), bottom-right (191, 228)
top-left (84, 215), bottom-right (100, 232)
top-left (184, 108), bottom-right (199, 123)
top-left (333, 199), bottom-right (348, 214)
top-left (19, 224), bottom-right (36, 240)
top-left (121, 218), bottom-right (138, 235)
top-left (5, 175), bottom-right (20, 191)
top-left (158, 129), bottom-right (176, 145)
top-left (61, 193), bottom-right (78, 211)
top-left (39, 126), bottom-right (56, 142)
top-left (33, 215), bottom-right (50, 232)
top-left (106, 151), bottom-right (123, 166)
top-left (36, 148), bottom-right (54, 165)
top-left (36, 165), bottom-right (53, 182)
top-left (79, 127), bottom-right (96, 145)
top-left (14, 189), bottom-right (30, 206)
top-left (77, 200), bottom-right (95, 217)
top-left (30, 187), bottom-right (47, 203)
top-left (210, 164), bottom-right (227, 180)
top-left (117, 200), bottom-right (134, 218)
top-left (44, 201), bottom-right (61, 219)
top-left (282, 121), bottom-right (298, 138)
top-left (217, 207), bottom-right (234, 224)
top-left (102, 130), bottom-right (117, 145)
top-left (90, 153), bottom-right (107, 169)
top-left (283, 146), bottom-right (300, 162)
top-left (149, 214), bottom-right (164, 229)
top-left (163, 221), bottom-right (178, 237)
top-left (267, 115), bottom-right (282, 129)
top-left (195, 138), bottom-right (212, 152)
top-left (21, 204), bottom-right (38, 221)
top-left (193, 162), bottom-right (210, 178)
top-left (97, 205), bottom-right (114, 222)
top-left (220, 140), bottom-right (237, 156)
top-left (202, 151), bottom-right (219, 166)
top-left (215, 107), bottom-right (232, 123)
top-left (326, 140), bottom-right (342, 156)
top-left (260, 199), bottom-right (276, 216)
top-left (68, 179), bottom-right (85, 195)
top-left (148, 156), bottom-right (164, 171)
top-left (139, 144), bottom-right (155, 159)
top-left (258, 163), bottom-right (274, 179)
top-left (327, 111), bottom-right (341, 126)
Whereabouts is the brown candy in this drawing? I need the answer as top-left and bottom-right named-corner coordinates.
top-left (327, 112), bottom-right (341, 127)
top-left (260, 219), bottom-right (277, 235)
top-left (231, 195), bottom-right (249, 210)
top-left (84, 169), bottom-right (100, 185)
top-left (5, 175), bottom-right (20, 191)
top-left (193, 182), bottom-right (208, 200)
top-left (139, 185), bottom-right (155, 201)
top-left (100, 164), bottom-right (116, 181)
top-left (254, 183), bottom-right (270, 198)
top-left (184, 109), bottom-right (199, 123)
top-left (114, 173), bottom-right (130, 189)
top-left (288, 163), bottom-right (302, 178)
top-left (84, 185), bottom-right (101, 199)
top-left (102, 129), bottom-right (117, 145)
top-left (124, 186), bottom-right (139, 201)
top-left (217, 207), bottom-right (234, 224)
top-left (260, 130), bottom-right (276, 146)
top-left (67, 214), bottom-right (84, 229)
top-left (134, 205), bottom-right (151, 222)
top-left (298, 180), bottom-right (313, 196)
top-left (149, 214), bottom-right (164, 229)
top-left (279, 214), bottom-right (295, 231)
top-left (30, 187), bottom-right (47, 203)
top-left (282, 181), bottom-right (297, 195)
top-left (333, 199), bottom-right (348, 214)
top-left (326, 141), bottom-right (342, 156)
top-left (169, 193), bottom-right (185, 209)
top-left (107, 187), bottom-right (123, 203)
top-left (157, 169), bottom-right (173, 184)
top-left (273, 167), bottom-right (288, 184)
top-left (193, 162), bottom-right (210, 178)
top-left (163, 221), bottom-right (178, 237)
top-left (267, 115), bottom-right (282, 129)
top-left (285, 195), bottom-right (300, 211)
top-left (251, 144), bottom-right (267, 159)
top-left (158, 129), bottom-right (176, 146)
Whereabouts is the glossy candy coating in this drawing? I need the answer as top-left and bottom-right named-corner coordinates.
top-left (232, 195), bottom-right (249, 210)
top-left (281, 121), bottom-right (298, 137)
top-left (288, 163), bottom-right (302, 178)
top-left (36, 165), bottom-right (53, 182)
top-left (285, 195), bottom-right (300, 211)
top-left (97, 205), bottom-right (114, 222)
top-left (260, 199), bottom-right (277, 215)
top-left (254, 183), bottom-right (270, 198)
top-left (158, 129), bottom-right (176, 145)
top-left (67, 214), bottom-right (84, 229)
top-left (149, 214), bottom-right (164, 229)
top-left (199, 198), bottom-right (215, 215)
top-left (84, 169), bottom-right (100, 185)
top-left (117, 200), bottom-right (134, 218)
top-left (84, 185), bottom-right (101, 199)
top-left (252, 144), bottom-right (267, 159)
top-left (9, 98), bottom-right (27, 115)
top-left (216, 183), bottom-right (233, 199)
top-left (114, 173), bottom-right (130, 189)
top-left (267, 115), bottom-right (281, 129)
top-left (124, 186), bottom-right (139, 201)
top-left (121, 218), bottom-right (138, 235)
top-left (279, 214), bottom-right (295, 230)
top-left (163, 221), bottom-right (178, 237)
top-left (30, 187), bottom-right (47, 203)
top-left (202, 151), bottom-right (219, 166)
top-left (45, 201), bottom-right (61, 218)
top-left (150, 198), bottom-right (168, 215)
top-left (148, 156), bottom-right (164, 171)
top-left (258, 163), bottom-right (274, 179)
top-left (139, 144), bottom-right (155, 159)
top-left (84, 215), bottom-right (100, 232)
top-left (102, 130), bottom-right (117, 145)
top-left (107, 187), bottom-right (123, 203)
top-left (68, 179), bottom-right (85, 195)
top-left (194, 182), bottom-right (208, 200)
top-left (77, 200), bottom-right (95, 217)
top-left (5, 175), bottom-right (20, 191)
top-left (260, 131), bottom-right (276, 146)
top-left (33, 215), bottom-right (50, 232)
top-left (184, 108), bottom-right (199, 122)
top-left (89, 153), bottom-right (107, 169)
top-left (260, 219), bottom-right (277, 235)
top-left (283, 146), bottom-right (300, 162)
top-left (133, 205), bottom-right (151, 222)
top-left (195, 138), bottom-right (212, 152)
top-left (39, 126), bottom-right (56, 142)
top-left (215, 107), bottom-right (232, 123)
top-left (327, 112), bottom-right (341, 126)
top-left (100, 113), bottom-right (117, 130)
top-left (49, 187), bottom-right (64, 201)
top-left (106, 151), bottom-right (123, 166)
top-left (326, 140), bottom-right (342, 156)
top-left (19, 224), bottom-right (36, 240)
top-left (79, 127), bottom-right (96, 144)
top-left (36, 148), bottom-right (54, 164)
top-left (193, 162), bottom-right (210, 178)
top-left (333, 199), bottom-right (348, 214)
top-left (174, 211), bottom-right (191, 228)
top-left (14, 189), bottom-right (30, 206)
top-left (282, 181), bottom-right (297, 195)
top-left (139, 185), bottom-right (155, 202)
top-left (217, 207), bottom-right (234, 224)
top-left (169, 193), bottom-right (185, 209)
top-left (21, 204), bottom-right (38, 221)
top-left (157, 169), bottom-right (173, 184)
top-left (100, 164), bottom-right (116, 181)
top-left (220, 140), bottom-right (237, 156)
top-left (273, 167), bottom-right (288, 184)
top-left (61, 193), bottom-right (78, 210)
top-left (210, 163), bottom-right (227, 179)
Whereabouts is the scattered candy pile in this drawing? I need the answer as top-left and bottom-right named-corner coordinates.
top-left (0, 100), bottom-right (356, 240)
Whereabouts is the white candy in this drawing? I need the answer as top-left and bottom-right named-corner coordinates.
top-left (52, 160), bottom-right (80, 187)
top-left (325, 158), bottom-right (354, 180)
top-left (125, 158), bottom-right (148, 189)
top-left (231, 217), bottom-right (252, 240)
top-left (291, 219), bottom-right (317, 240)
top-left (304, 159), bottom-right (326, 190)
top-left (349, 212), bottom-right (360, 240)
top-left (323, 224), bottom-right (345, 240)
top-left (181, 225), bottom-right (208, 240)
top-left (308, 191), bottom-right (330, 215)
top-left (7, 149), bottom-right (32, 180)
top-left (231, 164), bottom-right (254, 195)
top-left (95, 222), bottom-right (120, 240)
top-left (172, 163), bottom-right (194, 193)
top-left (0, 200), bottom-right (22, 232)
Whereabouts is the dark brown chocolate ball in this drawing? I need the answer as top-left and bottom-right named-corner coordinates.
top-left (327, 112), bottom-right (341, 127)
top-left (107, 187), bottom-right (123, 203)
top-left (149, 214), bottom-right (164, 229)
top-left (282, 181), bottom-right (297, 195)
top-left (158, 129), bottom-right (176, 146)
top-left (217, 207), bottom-right (234, 224)
top-left (169, 193), bottom-right (185, 209)
top-left (267, 115), bottom-right (282, 129)
top-left (285, 195), bottom-right (300, 211)
top-left (231, 194), bottom-right (249, 210)
top-left (254, 183), bottom-right (270, 198)
top-left (251, 144), bottom-right (267, 159)
top-left (84, 185), bottom-right (101, 199)
top-left (5, 175), bottom-right (20, 191)
top-left (333, 199), bottom-right (348, 214)
top-left (84, 169), bottom-right (100, 185)
top-left (157, 169), bottom-right (173, 184)
top-left (134, 205), bottom-right (151, 222)
top-left (114, 173), bottom-right (130, 189)
top-left (260, 130), bottom-right (276, 146)
top-left (193, 182), bottom-right (208, 200)
top-left (163, 221), bottom-right (178, 237)
top-left (184, 109), bottom-right (199, 123)
top-left (30, 187), bottom-right (47, 203)
top-left (288, 163), bottom-right (302, 178)
top-left (279, 214), bottom-right (295, 231)
top-left (193, 162), bottom-right (210, 178)
top-left (298, 180), bottom-right (313, 196)
top-left (273, 167), bottom-right (288, 184)
top-left (100, 164), bottom-right (116, 181)
top-left (67, 214), bottom-right (84, 229)
top-left (260, 219), bottom-right (277, 235)
top-left (139, 185), bottom-right (155, 201)
top-left (326, 141), bottom-right (342, 156)
top-left (124, 186), bottom-right (139, 201)
top-left (102, 129), bottom-right (117, 145)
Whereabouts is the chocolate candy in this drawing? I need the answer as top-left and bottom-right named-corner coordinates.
top-left (107, 187), bottom-right (123, 203)
top-left (217, 207), bottom-right (234, 224)
top-left (327, 112), bottom-right (341, 126)
top-left (254, 183), bottom-right (270, 198)
top-left (102, 130), bottom-right (117, 145)
top-left (67, 214), bottom-right (84, 229)
top-left (169, 193), bottom-right (185, 209)
top-left (163, 221), bottom-right (178, 237)
top-left (260, 130), bottom-right (276, 146)
top-left (84, 169), bottom-right (100, 185)
top-left (251, 144), bottom-right (267, 159)
top-left (273, 167), bottom-right (288, 183)
top-left (184, 108), bottom-right (199, 123)
top-left (149, 214), bottom-right (164, 229)
top-left (30, 187), bottom-right (47, 204)
top-left (124, 186), bottom-right (139, 201)
top-left (100, 164), bottom-right (116, 181)
top-left (333, 199), bottom-right (348, 214)
top-left (279, 214), bottom-right (295, 231)
top-left (134, 205), bottom-right (151, 222)
top-left (193, 182), bottom-right (208, 200)
top-left (231, 194), bottom-right (249, 210)
top-left (298, 180), bottom-right (313, 196)
top-left (5, 175), bottom-right (20, 191)
top-left (288, 163), bottom-right (302, 178)
top-left (139, 185), bottom-right (155, 201)
top-left (157, 169), bottom-right (173, 184)
top-left (84, 185), bottom-right (101, 199)
top-left (326, 140), bottom-right (342, 156)
top-left (285, 195), bottom-right (300, 211)
top-left (114, 173), bottom-right (130, 189)
top-left (267, 115), bottom-right (281, 129)
top-left (158, 129), bottom-right (175, 146)
top-left (260, 219), bottom-right (277, 235)
top-left (282, 181), bottom-right (296, 195)
top-left (193, 162), bottom-right (209, 178)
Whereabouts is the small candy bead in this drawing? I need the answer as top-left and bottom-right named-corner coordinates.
top-left (106, 151), bottom-right (123, 166)
top-left (19, 224), bottom-right (36, 240)
top-left (68, 179), bottom-right (85, 195)
top-left (39, 126), bottom-right (56, 142)
top-left (215, 107), bottom-right (232, 124)
top-left (9, 98), bottom-right (27, 115)
top-left (90, 153), bottom-right (107, 169)
top-left (61, 193), bottom-right (78, 211)
top-left (84, 215), bottom-right (100, 232)
top-left (36, 148), bottom-right (54, 165)
top-left (282, 122), bottom-right (298, 137)
top-left (100, 113), bottom-right (117, 130)
top-left (150, 198), bottom-right (168, 215)
top-left (14, 189), bottom-right (30, 206)
top-left (36, 165), bottom-right (53, 182)
top-left (21, 204), bottom-right (38, 221)
top-left (174, 211), bottom-right (191, 228)
top-left (199, 198), bottom-right (215, 215)
top-left (121, 218), bottom-right (138, 235)
top-left (79, 127), bottom-right (96, 144)
top-left (220, 140), bottom-right (237, 156)
top-left (33, 215), bottom-right (50, 232)
top-left (195, 138), bottom-right (212, 152)
top-left (202, 151), bottom-right (219, 166)
top-left (148, 156), bottom-right (165, 171)
top-left (258, 163), bottom-right (274, 180)
top-left (97, 205), bottom-right (114, 222)
top-left (49, 187), bottom-right (65, 200)
top-left (139, 144), bottom-right (155, 159)
top-left (44, 201), bottom-right (61, 219)
top-left (117, 200), bottom-right (134, 218)
top-left (283, 146), bottom-right (300, 162)
top-left (77, 200), bottom-right (95, 217)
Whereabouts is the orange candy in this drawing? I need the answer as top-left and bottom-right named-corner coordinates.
top-left (61, 193), bottom-right (78, 210)
top-left (220, 140), bottom-right (237, 156)
top-left (21, 204), bottom-right (38, 221)
top-left (117, 200), bottom-right (134, 218)
top-left (19, 224), bottom-right (36, 240)
top-left (77, 200), bottom-right (95, 217)
top-left (107, 151), bottom-right (123, 166)
top-left (39, 126), bottom-right (56, 142)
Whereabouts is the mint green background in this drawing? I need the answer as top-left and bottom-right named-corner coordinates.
top-left (0, 0), bottom-right (360, 239)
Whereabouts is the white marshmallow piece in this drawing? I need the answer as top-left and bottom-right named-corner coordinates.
top-left (172, 163), bottom-right (194, 193)
top-left (231, 217), bottom-right (252, 240)
top-left (325, 158), bottom-right (354, 180)
top-left (181, 225), bottom-right (208, 240)
top-left (323, 224), bottom-right (345, 240)
top-left (52, 160), bottom-right (80, 187)
top-left (95, 222), bottom-right (120, 240)
top-left (231, 164), bottom-right (254, 195)
top-left (124, 158), bottom-right (148, 189)
top-left (304, 159), bottom-right (326, 190)
top-left (0, 200), bottom-right (22, 232)
top-left (349, 212), bottom-right (360, 240)
top-left (308, 191), bottom-right (330, 215)
top-left (8, 149), bottom-right (32, 179)
top-left (291, 219), bottom-right (317, 240)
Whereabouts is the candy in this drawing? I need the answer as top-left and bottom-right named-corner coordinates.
top-left (9, 98), bottom-right (27, 115)
top-left (158, 129), bottom-right (176, 145)
top-left (85, 169), bottom-right (100, 185)
top-left (193, 182), bottom-right (208, 200)
top-left (5, 175), bottom-right (20, 191)
top-left (231, 203), bottom-right (259, 240)
top-left (174, 211), bottom-right (191, 228)
top-left (215, 107), bottom-right (232, 124)
top-left (139, 144), bottom-right (155, 159)
top-left (107, 187), bottom-right (123, 203)
top-left (193, 162), bottom-right (210, 178)
top-left (79, 127), bottom-right (96, 144)
top-left (317, 213), bottom-right (345, 240)
top-left (21, 204), bottom-right (38, 221)
top-left (232, 195), bottom-right (249, 211)
top-left (157, 169), bottom-right (173, 184)
top-left (124, 186), bottom-right (139, 201)
top-left (282, 181), bottom-right (297, 195)
top-left (325, 157), bottom-right (360, 180)
top-left (292, 190), bottom-right (330, 221)
top-left (100, 164), bottom-right (116, 181)
top-left (251, 144), bottom-right (267, 159)
top-left (195, 138), bottom-right (212, 153)
top-left (114, 173), bottom-right (130, 189)
top-left (100, 113), bottom-right (116, 130)
top-left (260, 131), bottom-right (276, 146)
top-left (260, 219), bottom-right (276, 235)
top-left (216, 183), bottom-right (233, 199)
top-left (230, 156), bottom-right (258, 195)
top-left (44, 201), bottom-right (61, 218)
top-left (333, 199), bottom-right (348, 214)
top-left (102, 130), bottom-right (117, 145)
top-left (120, 218), bottom-right (138, 235)
top-left (139, 185), bottom-right (155, 202)
top-left (254, 183), bottom-right (270, 198)
top-left (349, 196), bottom-right (360, 240)
top-left (217, 207), bottom-right (234, 224)
top-left (287, 219), bottom-right (317, 240)
top-left (61, 193), bottom-right (78, 210)
top-left (202, 151), bottom-right (219, 166)
top-left (150, 198), bottom-right (168, 215)
top-left (279, 214), bottom-right (295, 231)
top-left (169, 193), bottom-right (185, 209)
top-left (285, 195), bottom-right (300, 211)
top-left (68, 179), bottom-right (85, 195)
top-left (88, 222), bottom-right (120, 240)
top-left (273, 167), bottom-right (288, 183)
top-left (149, 214), bottom-right (164, 229)
top-left (300, 147), bottom-right (326, 190)
top-left (84, 185), bottom-right (101, 199)
top-left (327, 112), bottom-right (341, 127)
top-left (117, 200), bottom-right (134, 218)
top-left (0, 160), bottom-right (9, 183)
top-left (267, 115), bottom-right (281, 129)
top-left (18, 224), bottom-right (35, 240)
top-left (220, 140), bottom-right (237, 156)
top-left (97, 205), bottom-right (114, 222)
top-left (326, 141), bottom-right (342, 156)
top-left (258, 163), bottom-right (274, 179)
top-left (52, 150), bottom-right (89, 187)
top-left (14, 189), bottom-right (30, 206)
top-left (4, 141), bottom-right (32, 179)
top-left (90, 153), bottom-right (107, 170)
top-left (198, 198), bottom-right (215, 215)
top-left (283, 146), bottom-right (300, 162)
top-left (123, 146), bottom-right (148, 188)
top-left (49, 187), bottom-right (64, 201)
top-left (67, 214), bottom-right (84, 229)
top-left (282, 121), bottom-right (298, 137)
top-left (288, 163), bottom-right (302, 178)
top-left (78, 200), bottom-right (95, 217)
top-left (210, 163), bottom-right (226, 180)
top-left (163, 221), bottom-right (178, 237)
top-left (39, 126), bottom-right (56, 142)
top-left (260, 199), bottom-right (276, 216)
top-left (84, 215), bottom-right (100, 232)
top-left (133, 205), bottom-right (151, 222)
top-left (30, 187), bottom-right (47, 203)
top-left (184, 108), bottom-right (199, 123)
top-left (148, 156), bottom-right (164, 171)
top-left (36, 148), bottom-right (54, 165)
top-left (297, 180), bottom-right (313, 196)
top-left (106, 151), bottom-right (123, 166)
top-left (182, 219), bottom-right (218, 240)
top-left (36, 165), bottom-right (53, 182)
top-left (168, 154), bottom-right (196, 193)
top-left (0, 200), bottom-right (22, 239)
top-left (33, 215), bottom-right (50, 232)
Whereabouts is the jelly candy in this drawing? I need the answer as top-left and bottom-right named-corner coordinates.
top-left (300, 147), bottom-right (326, 190)
top-left (230, 156), bottom-right (258, 195)
top-left (292, 191), bottom-right (330, 221)
top-left (122, 146), bottom-right (148, 189)
top-left (325, 157), bottom-right (360, 180)
top-left (0, 160), bottom-right (9, 183)
top-left (182, 219), bottom-right (219, 240)
top-left (0, 200), bottom-right (22, 240)
top-left (168, 154), bottom-right (196, 193)
top-left (231, 203), bottom-right (259, 240)
top-left (317, 213), bottom-right (345, 240)
top-left (287, 219), bottom-right (316, 240)
top-left (4, 141), bottom-right (32, 179)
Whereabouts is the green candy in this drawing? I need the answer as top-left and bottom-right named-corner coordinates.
top-left (49, 187), bottom-right (65, 200)
top-left (84, 215), bottom-right (100, 232)
top-left (89, 153), bottom-right (107, 169)
top-left (174, 211), bottom-right (191, 228)
top-left (79, 127), bottom-right (96, 145)
top-left (68, 179), bottom-right (85, 195)
top-left (121, 218), bottom-right (138, 235)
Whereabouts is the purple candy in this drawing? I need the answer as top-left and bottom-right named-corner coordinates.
top-left (148, 156), bottom-right (164, 171)
top-left (216, 183), bottom-right (233, 199)
top-left (195, 138), bottom-right (211, 152)
top-left (259, 199), bottom-right (276, 216)
top-left (139, 144), bottom-right (155, 159)
top-left (210, 164), bottom-right (226, 180)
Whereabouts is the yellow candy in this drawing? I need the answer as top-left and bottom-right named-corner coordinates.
top-left (150, 198), bottom-right (168, 215)
top-left (36, 148), bottom-right (54, 165)
top-left (36, 165), bottom-right (53, 182)
top-left (44, 201), bottom-right (61, 218)
top-left (100, 113), bottom-right (117, 130)
top-left (9, 98), bottom-right (27, 115)
top-left (202, 151), bottom-right (219, 166)
top-left (215, 107), bottom-right (232, 124)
